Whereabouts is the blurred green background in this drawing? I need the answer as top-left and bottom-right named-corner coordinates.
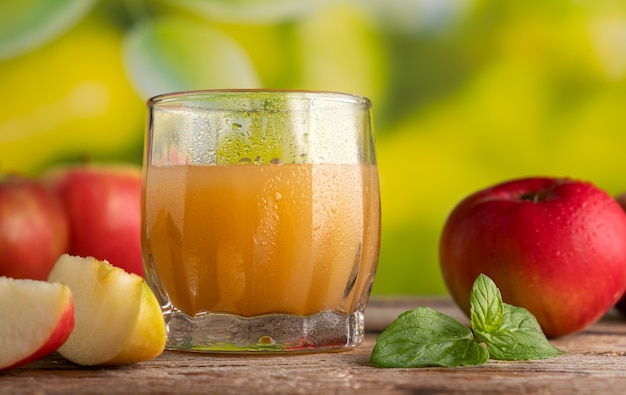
top-left (1, 0), bottom-right (625, 295)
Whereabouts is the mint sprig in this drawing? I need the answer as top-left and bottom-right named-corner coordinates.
top-left (371, 274), bottom-right (565, 368)
top-left (470, 275), bottom-right (564, 361)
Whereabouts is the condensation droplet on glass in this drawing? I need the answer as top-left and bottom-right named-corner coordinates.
top-left (297, 154), bottom-right (308, 164)
top-left (270, 158), bottom-right (283, 165)
top-left (232, 123), bottom-right (242, 131)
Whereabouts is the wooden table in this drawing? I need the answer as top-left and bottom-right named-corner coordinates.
top-left (4, 297), bottom-right (626, 394)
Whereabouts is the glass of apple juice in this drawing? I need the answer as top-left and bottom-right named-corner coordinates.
top-left (142, 90), bottom-right (381, 353)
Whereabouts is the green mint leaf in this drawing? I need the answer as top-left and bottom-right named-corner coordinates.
top-left (484, 304), bottom-right (566, 360)
top-left (469, 273), bottom-right (565, 361)
top-left (371, 274), bottom-right (564, 369)
top-left (470, 273), bottom-right (504, 341)
top-left (371, 307), bottom-right (489, 368)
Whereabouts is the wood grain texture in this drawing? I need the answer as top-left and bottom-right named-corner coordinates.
top-left (3, 298), bottom-right (626, 395)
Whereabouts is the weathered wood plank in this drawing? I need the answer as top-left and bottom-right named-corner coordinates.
top-left (2, 298), bottom-right (626, 395)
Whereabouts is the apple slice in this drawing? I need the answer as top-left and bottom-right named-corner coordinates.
top-left (0, 277), bottom-right (74, 371)
top-left (47, 254), bottom-right (166, 366)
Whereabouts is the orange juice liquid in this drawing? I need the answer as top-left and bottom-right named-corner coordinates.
top-left (142, 163), bottom-right (380, 317)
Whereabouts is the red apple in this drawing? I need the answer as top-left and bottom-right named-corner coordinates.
top-left (0, 276), bottom-right (74, 370)
top-left (0, 174), bottom-right (70, 280)
top-left (612, 192), bottom-right (626, 316)
top-left (42, 164), bottom-right (144, 277)
top-left (440, 177), bottom-right (626, 338)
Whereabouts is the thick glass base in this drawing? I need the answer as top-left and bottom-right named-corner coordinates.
top-left (164, 309), bottom-right (365, 353)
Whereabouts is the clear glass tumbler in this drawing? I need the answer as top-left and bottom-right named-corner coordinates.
top-left (142, 90), bottom-right (380, 352)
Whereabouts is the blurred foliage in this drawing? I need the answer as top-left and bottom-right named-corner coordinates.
top-left (1, 0), bottom-right (625, 295)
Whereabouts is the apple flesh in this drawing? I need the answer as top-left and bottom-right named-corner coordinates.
top-left (440, 177), bottom-right (626, 338)
top-left (0, 277), bottom-right (74, 370)
top-left (43, 164), bottom-right (144, 277)
top-left (47, 254), bottom-right (166, 366)
top-left (0, 174), bottom-right (70, 280)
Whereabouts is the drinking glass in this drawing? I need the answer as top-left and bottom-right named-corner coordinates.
top-left (142, 89), bottom-right (380, 352)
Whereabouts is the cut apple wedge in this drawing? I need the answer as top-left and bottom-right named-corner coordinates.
top-left (47, 254), bottom-right (166, 366)
top-left (0, 277), bottom-right (74, 371)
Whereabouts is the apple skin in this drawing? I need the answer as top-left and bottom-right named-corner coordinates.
top-left (612, 192), bottom-right (626, 316)
top-left (0, 174), bottom-right (70, 280)
top-left (42, 164), bottom-right (144, 277)
top-left (440, 177), bottom-right (626, 338)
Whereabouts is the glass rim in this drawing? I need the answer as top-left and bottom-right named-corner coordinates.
top-left (147, 89), bottom-right (372, 108)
